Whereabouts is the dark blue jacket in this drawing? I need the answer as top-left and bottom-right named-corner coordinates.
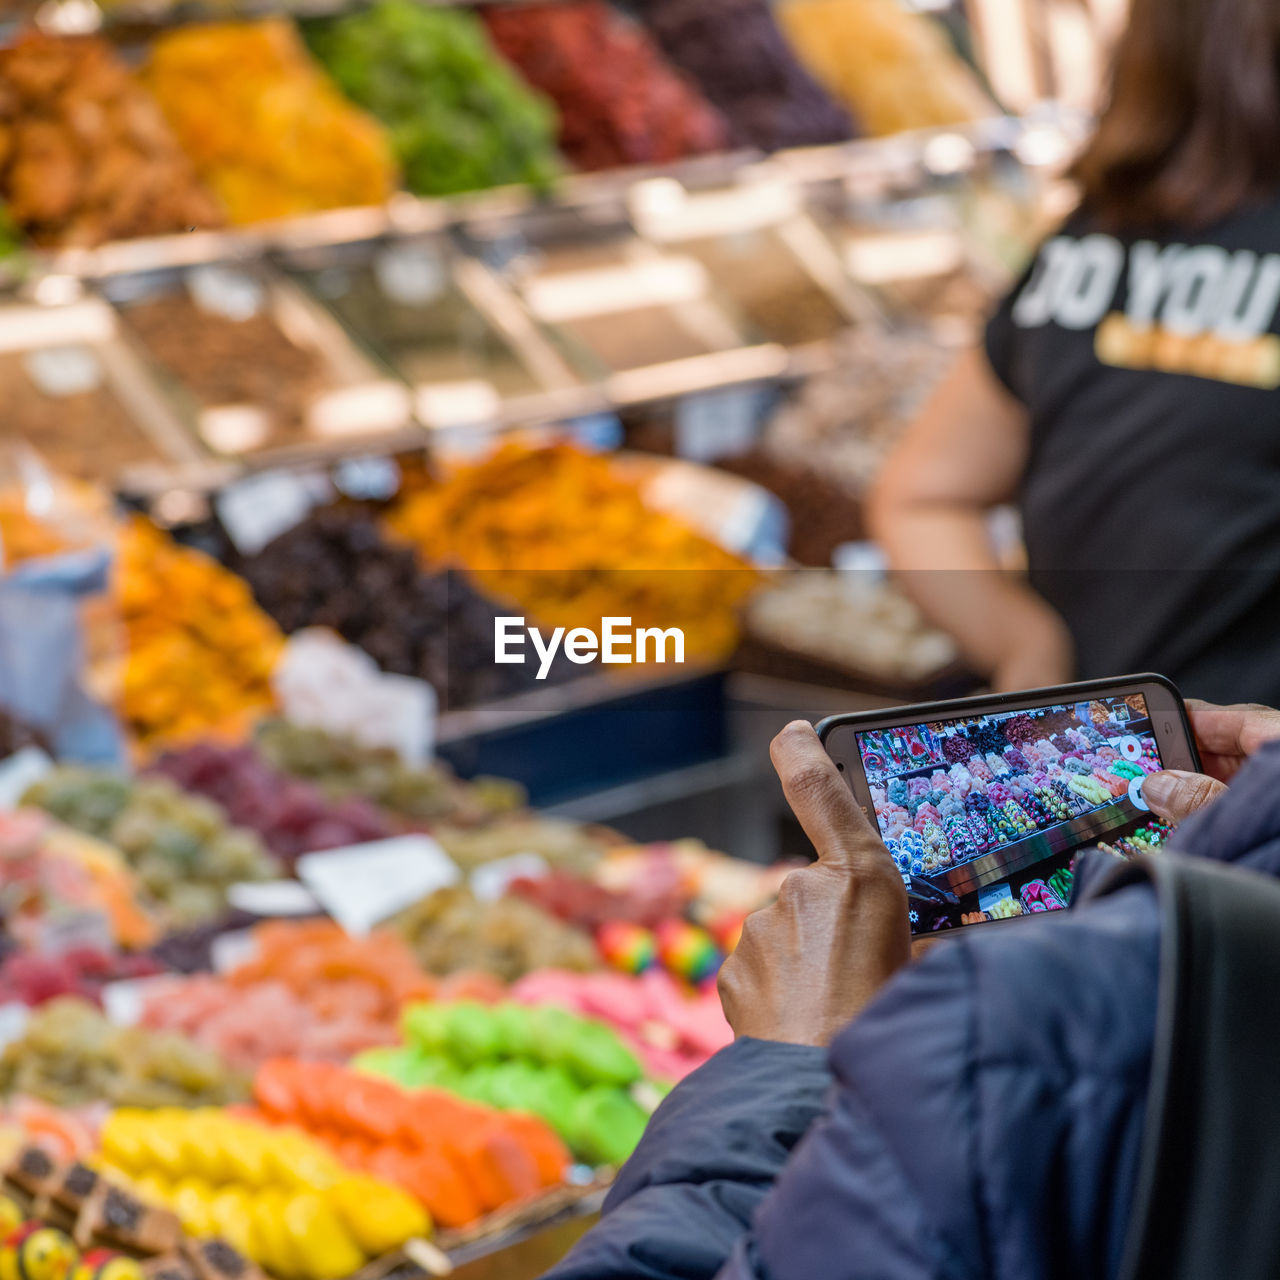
top-left (545, 741), bottom-right (1280, 1280)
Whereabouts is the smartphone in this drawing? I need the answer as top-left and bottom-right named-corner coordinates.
top-left (818, 674), bottom-right (1200, 935)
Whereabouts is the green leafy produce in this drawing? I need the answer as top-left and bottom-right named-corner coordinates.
top-left (304, 0), bottom-right (561, 196)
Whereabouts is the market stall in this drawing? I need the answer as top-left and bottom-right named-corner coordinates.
top-left (0, 0), bottom-right (1099, 1270)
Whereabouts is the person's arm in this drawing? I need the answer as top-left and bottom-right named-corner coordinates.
top-left (543, 723), bottom-right (914, 1280)
top-left (868, 347), bottom-right (1074, 692)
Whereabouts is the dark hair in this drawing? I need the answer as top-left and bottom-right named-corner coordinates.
top-left (1071, 0), bottom-right (1280, 230)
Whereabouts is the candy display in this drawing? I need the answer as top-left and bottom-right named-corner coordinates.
top-left (0, 999), bottom-right (248, 1109)
top-left (0, 809), bottom-right (161, 953)
top-left (304, 1), bottom-right (560, 196)
top-left (251, 720), bottom-right (523, 826)
top-left (139, 21), bottom-right (397, 224)
top-left (22, 769), bottom-right (278, 928)
top-left (235, 506), bottom-right (580, 710)
top-left (117, 289), bottom-right (332, 459)
top-left (511, 968), bottom-right (731, 1081)
top-left (99, 1109), bottom-right (427, 1274)
top-left (251, 1059), bottom-right (568, 1225)
top-left (390, 887), bottom-right (599, 983)
top-left (146, 742), bottom-right (394, 870)
top-left (743, 571), bottom-right (959, 683)
top-left (482, 2), bottom-right (728, 171)
top-left (0, 355), bottom-right (171, 488)
top-left (778, 0), bottom-right (994, 135)
top-left (356, 1000), bottom-right (649, 1165)
top-left (861, 694), bottom-right (1169, 931)
top-left (0, 1144), bottom-right (264, 1280)
top-left (0, 33), bottom-right (222, 247)
top-left (115, 520), bottom-right (284, 750)
top-left (630, 0), bottom-right (854, 150)
top-left (429, 816), bottom-right (614, 876)
top-left (386, 443), bottom-right (759, 663)
top-left (140, 919), bottom-right (436, 1071)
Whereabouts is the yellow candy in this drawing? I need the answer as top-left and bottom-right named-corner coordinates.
top-left (169, 1179), bottom-right (216, 1237)
top-left (282, 1194), bottom-right (365, 1280)
top-left (328, 1176), bottom-right (430, 1255)
top-left (208, 1187), bottom-right (256, 1260)
top-left (250, 1189), bottom-right (304, 1280)
top-left (265, 1133), bottom-right (343, 1193)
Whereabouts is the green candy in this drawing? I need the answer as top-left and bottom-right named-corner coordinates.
top-left (401, 1002), bottom-right (449, 1053)
top-left (563, 1022), bottom-right (643, 1088)
top-left (492, 1003), bottom-right (538, 1060)
top-left (570, 1087), bottom-right (650, 1167)
top-left (522, 1065), bottom-right (581, 1140)
top-left (525, 1006), bottom-right (582, 1068)
top-left (445, 1001), bottom-right (503, 1066)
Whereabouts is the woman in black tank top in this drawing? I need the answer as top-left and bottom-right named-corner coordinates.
top-left (871, 0), bottom-right (1280, 705)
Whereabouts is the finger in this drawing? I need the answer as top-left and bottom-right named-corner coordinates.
top-left (1142, 769), bottom-right (1228, 824)
top-left (1184, 701), bottom-right (1280, 772)
top-left (770, 721), bottom-right (882, 869)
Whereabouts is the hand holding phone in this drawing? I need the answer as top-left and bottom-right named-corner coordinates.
top-left (819, 675), bottom-right (1200, 935)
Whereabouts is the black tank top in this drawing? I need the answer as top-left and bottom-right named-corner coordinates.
top-left (985, 201), bottom-right (1280, 704)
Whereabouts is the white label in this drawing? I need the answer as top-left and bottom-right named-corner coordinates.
top-left (470, 853), bottom-right (549, 903)
top-left (216, 469), bottom-right (331, 556)
top-left (0, 1004), bottom-right (28, 1050)
top-left (979, 883), bottom-right (1014, 914)
top-left (415, 380), bottom-right (501, 430)
top-left (226, 880), bottom-right (320, 917)
top-left (297, 835), bottom-right (461, 937)
top-left (845, 231), bottom-right (966, 284)
top-left (36, 908), bottom-right (114, 956)
top-left (0, 748), bottom-right (54, 811)
top-left (308, 381), bottom-right (412, 439)
top-left (674, 387), bottom-right (760, 462)
top-left (375, 244), bottom-right (449, 307)
top-left (23, 345), bottom-right (103, 397)
top-left (631, 180), bottom-right (800, 242)
top-left (525, 257), bottom-right (709, 322)
top-left (188, 266), bottom-right (266, 323)
top-left (200, 405), bottom-right (272, 455)
top-left (334, 455), bottom-right (401, 501)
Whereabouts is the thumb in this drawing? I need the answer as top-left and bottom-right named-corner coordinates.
top-left (1143, 770), bottom-right (1228, 824)
top-left (770, 721), bottom-right (884, 869)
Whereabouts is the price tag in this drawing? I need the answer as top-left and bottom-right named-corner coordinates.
top-left (565, 413), bottom-right (623, 453)
top-left (0, 748), bottom-right (53, 811)
top-left (23, 345), bottom-right (103, 398)
top-left (979, 883), bottom-right (1014, 915)
top-left (297, 835), bottom-right (461, 938)
top-left (188, 265), bottom-right (265, 323)
top-left (216, 468), bottom-right (332, 556)
top-left (334, 455), bottom-right (402, 502)
top-left (674, 387), bottom-right (762, 462)
top-left (0, 1004), bottom-right (28, 1050)
top-left (226, 880), bottom-right (320, 917)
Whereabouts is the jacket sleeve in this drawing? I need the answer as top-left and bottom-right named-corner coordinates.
top-left (541, 1038), bottom-right (832, 1280)
top-left (544, 947), bottom-right (987, 1280)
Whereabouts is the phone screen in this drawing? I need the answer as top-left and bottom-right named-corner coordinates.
top-left (856, 691), bottom-right (1172, 932)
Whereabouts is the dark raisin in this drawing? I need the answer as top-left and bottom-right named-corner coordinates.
top-left (18, 1148), bottom-right (53, 1180)
top-left (63, 1164), bottom-right (97, 1198)
top-left (104, 1187), bottom-right (143, 1231)
top-left (202, 1241), bottom-right (246, 1278)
